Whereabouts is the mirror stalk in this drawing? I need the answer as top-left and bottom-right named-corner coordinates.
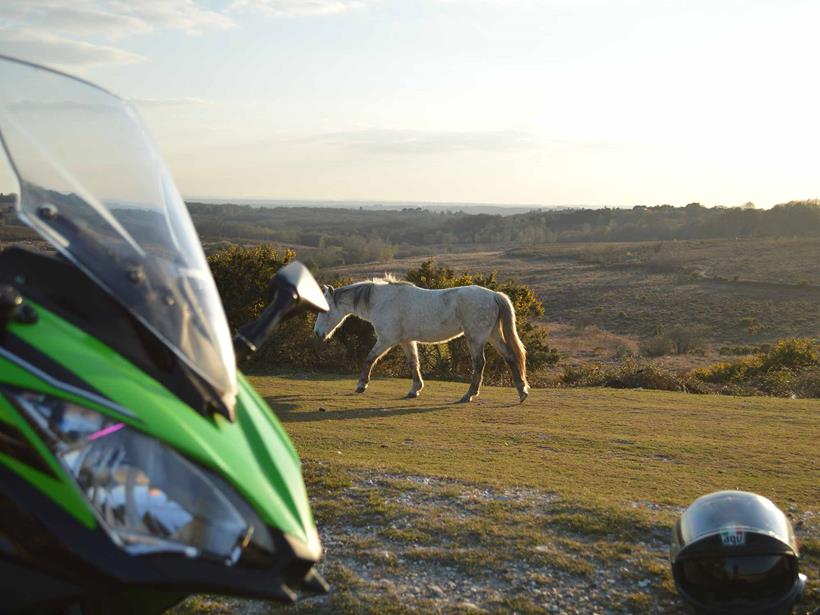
top-left (234, 287), bottom-right (297, 363)
top-left (232, 261), bottom-right (328, 364)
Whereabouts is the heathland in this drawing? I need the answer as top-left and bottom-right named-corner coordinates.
top-left (187, 201), bottom-right (820, 398)
top-left (7, 199), bottom-right (816, 389)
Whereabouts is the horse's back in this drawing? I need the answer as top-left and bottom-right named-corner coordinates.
top-left (401, 284), bottom-right (496, 311)
top-left (373, 284), bottom-right (498, 343)
top-left (449, 286), bottom-right (501, 332)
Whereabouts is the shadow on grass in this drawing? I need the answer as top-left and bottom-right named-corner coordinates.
top-left (265, 395), bottom-right (455, 422)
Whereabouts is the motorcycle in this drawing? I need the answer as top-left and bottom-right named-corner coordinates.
top-left (0, 55), bottom-right (329, 614)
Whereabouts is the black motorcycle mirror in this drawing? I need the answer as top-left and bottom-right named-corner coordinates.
top-left (233, 261), bottom-right (329, 363)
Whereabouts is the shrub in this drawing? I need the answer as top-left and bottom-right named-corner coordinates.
top-left (759, 338), bottom-right (818, 371)
top-left (561, 363), bottom-right (608, 387)
top-left (560, 358), bottom-right (698, 392)
top-left (691, 338), bottom-right (819, 398)
top-left (793, 367), bottom-right (820, 398)
top-left (692, 356), bottom-right (762, 384)
top-left (208, 243), bottom-right (295, 327)
top-left (609, 359), bottom-right (688, 391)
top-left (759, 369), bottom-right (798, 398)
top-left (641, 325), bottom-right (704, 357)
top-left (640, 335), bottom-right (675, 357)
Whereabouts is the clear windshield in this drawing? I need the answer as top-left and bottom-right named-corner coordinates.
top-left (0, 56), bottom-right (237, 411)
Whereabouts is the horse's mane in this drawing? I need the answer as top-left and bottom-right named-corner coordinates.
top-left (371, 273), bottom-right (413, 286)
top-left (334, 274), bottom-right (414, 310)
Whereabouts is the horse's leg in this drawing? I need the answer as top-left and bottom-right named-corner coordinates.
top-left (459, 338), bottom-right (486, 403)
top-left (400, 341), bottom-right (424, 398)
top-left (356, 339), bottom-right (394, 393)
top-left (490, 330), bottom-right (529, 403)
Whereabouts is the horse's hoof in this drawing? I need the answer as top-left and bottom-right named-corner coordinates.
top-left (355, 385), bottom-right (367, 394)
top-left (457, 396), bottom-right (472, 403)
top-left (406, 391), bottom-right (419, 399)
top-left (519, 391), bottom-right (529, 404)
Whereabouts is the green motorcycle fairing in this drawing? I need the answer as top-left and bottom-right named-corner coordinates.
top-left (0, 300), bottom-right (317, 557)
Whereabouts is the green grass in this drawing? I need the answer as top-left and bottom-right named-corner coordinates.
top-left (253, 373), bottom-right (819, 511)
top-left (175, 374), bottom-right (818, 613)
top-left (264, 374), bottom-right (818, 612)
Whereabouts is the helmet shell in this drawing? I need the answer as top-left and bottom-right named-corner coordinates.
top-left (670, 491), bottom-right (804, 615)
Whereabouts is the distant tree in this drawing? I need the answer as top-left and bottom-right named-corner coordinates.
top-left (189, 200), bottom-right (820, 251)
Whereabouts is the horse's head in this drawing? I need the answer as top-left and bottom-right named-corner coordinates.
top-left (314, 284), bottom-right (348, 341)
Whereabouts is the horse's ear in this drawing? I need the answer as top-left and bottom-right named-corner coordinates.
top-left (322, 284), bottom-right (335, 296)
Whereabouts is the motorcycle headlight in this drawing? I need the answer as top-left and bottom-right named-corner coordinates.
top-left (11, 389), bottom-right (273, 565)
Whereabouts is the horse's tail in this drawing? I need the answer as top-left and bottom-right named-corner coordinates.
top-left (494, 292), bottom-right (528, 387)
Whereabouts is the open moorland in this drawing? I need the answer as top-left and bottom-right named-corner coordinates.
top-left (178, 201), bottom-right (820, 372)
top-left (173, 374), bottom-right (820, 615)
top-left (6, 202), bottom-right (818, 368)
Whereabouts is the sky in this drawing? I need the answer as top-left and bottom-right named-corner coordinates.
top-left (0, 0), bottom-right (818, 208)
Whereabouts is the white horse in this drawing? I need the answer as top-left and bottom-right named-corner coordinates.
top-left (313, 276), bottom-right (530, 403)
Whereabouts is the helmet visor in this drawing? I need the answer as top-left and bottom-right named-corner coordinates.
top-left (677, 491), bottom-right (797, 550)
top-left (677, 554), bottom-right (797, 606)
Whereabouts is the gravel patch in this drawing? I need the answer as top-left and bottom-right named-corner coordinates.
top-left (175, 466), bottom-right (819, 614)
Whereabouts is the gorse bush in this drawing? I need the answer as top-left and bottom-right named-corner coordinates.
top-left (692, 338), bottom-right (819, 398)
top-left (760, 337), bottom-right (817, 371)
top-left (208, 244), bottom-right (295, 326)
top-left (560, 359), bottom-right (700, 392)
top-left (208, 247), bottom-right (556, 385)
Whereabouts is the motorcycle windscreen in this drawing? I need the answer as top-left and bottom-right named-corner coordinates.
top-left (677, 554), bottom-right (797, 605)
top-left (0, 56), bottom-right (237, 412)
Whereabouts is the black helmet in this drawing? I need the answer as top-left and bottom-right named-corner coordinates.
top-left (670, 491), bottom-right (807, 615)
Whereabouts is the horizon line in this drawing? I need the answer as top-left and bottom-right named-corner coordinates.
top-left (182, 196), bottom-right (797, 210)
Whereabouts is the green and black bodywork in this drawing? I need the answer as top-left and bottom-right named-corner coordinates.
top-left (0, 56), bottom-right (329, 613)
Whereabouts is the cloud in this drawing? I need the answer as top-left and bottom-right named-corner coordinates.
top-left (0, 29), bottom-right (144, 70)
top-left (129, 96), bottom-right (213, 107)
top-left (0, 1), bottom-right (234, 37)
top-left (307, 128), bottom-right (542, 154)
top-left (0, 1), bottom-right (233, 69)
top-left (1, 4), bottom-right (151, 39)
top-left (230, 0), bottom-right (368, 17)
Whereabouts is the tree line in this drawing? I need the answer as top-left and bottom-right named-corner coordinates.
top-left (189, 200), bottom-right (820, 266)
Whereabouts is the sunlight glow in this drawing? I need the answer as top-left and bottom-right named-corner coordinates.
top-left (0, 0), bottom-right (817, 207)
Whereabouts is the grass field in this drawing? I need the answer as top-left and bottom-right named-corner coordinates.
top-left (175, 374), bottom-right (819, 614)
